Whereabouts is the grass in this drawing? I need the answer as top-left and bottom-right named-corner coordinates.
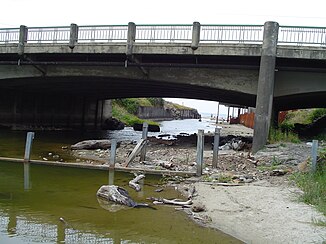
top-left (112, 101), bottom-right (159, 126)
top-left (291, 148), bottom-right (326, 216)
top-left (268, 127), bottom-right (301, 144)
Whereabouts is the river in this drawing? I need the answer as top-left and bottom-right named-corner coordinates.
top-left (0, 119), bottom-right (241, 243)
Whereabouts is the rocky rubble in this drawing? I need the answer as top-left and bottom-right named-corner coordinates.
top-left (70, 135), bottom-right (316, 186)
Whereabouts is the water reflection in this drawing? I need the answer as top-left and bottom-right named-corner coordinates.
top-left (108, 169), bottom-right (115, 185)
top-left (23, 163), bottom-right (30, 191)
top-left (0, 161), bottom-right (241, 243)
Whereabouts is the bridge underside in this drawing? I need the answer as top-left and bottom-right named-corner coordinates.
top-left (0, 51), bottom-right (325, 131)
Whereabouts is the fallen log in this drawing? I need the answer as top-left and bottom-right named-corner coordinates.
top-left (97, 185), bottom-right (149, 208)
top-left (147, 197), bottom-right (192, 206)
top-left (129, 174), bottom-right (145, 192)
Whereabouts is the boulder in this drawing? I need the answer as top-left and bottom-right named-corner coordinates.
top-left (102, 118), bottom-right (125, 130)
top-left (133, 123), bottom-right (160, 132)
top-left (71, 139), bottom-right (116, 150)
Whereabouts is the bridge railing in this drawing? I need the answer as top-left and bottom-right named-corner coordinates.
top-left (200, 25), bottom-right (264, 44)
top-left (0, 23), bottom-right (325, 46)
top-left (78, 25), bottom-right (128, 42)
top-left (135, 25), bottom-right (192, 42)
top-left (279, 26), bottom-right (326, 46)
top-left (0, 28), bottom-right (20, 43)
top-left (26, 26), bottom-right (70, 43)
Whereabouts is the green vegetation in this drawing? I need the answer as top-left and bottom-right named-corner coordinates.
top-left (268, 108), bottom-right (326, 144)
top-left (164, 101), bottom-right (193, 110)
top-left (282, 108), bottom-right (326, 125)
top-left (291, 147), bottom-right (326, 216)
top-left (268, 127), bottom-right (300, 144)
top-left (112, 99), bottom-right (159, 126)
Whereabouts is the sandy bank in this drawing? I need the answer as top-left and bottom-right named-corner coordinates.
top-left (190, 180), bottom-right (326, 244)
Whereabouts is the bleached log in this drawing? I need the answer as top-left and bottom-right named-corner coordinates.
top-left (147, 197), bottom-right (192, 206)
top-left (129, 174), bottom-right (145, 192)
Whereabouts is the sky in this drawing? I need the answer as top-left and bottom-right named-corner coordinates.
top-left (1, 0), bottom-right (325, 115)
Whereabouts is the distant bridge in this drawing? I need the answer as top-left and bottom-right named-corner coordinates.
top-left (0, 22), bottom-right (325, 151)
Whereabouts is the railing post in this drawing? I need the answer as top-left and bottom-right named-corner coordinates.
top-left (196, 129), bottom-right (204, 176)
top-left (252, 21), bottom-right (279, 153)
top-left (191, 22), bottom-right (201, 50)
top-left (311, 140), bottom-right (318, 173)
top-left (69, 23), bottom-right (78, 49)
top-left (126, 22), bottom-right (136, 57)
top-left (18, 25), bottom-right (28, 56)
top-left (140, 122), bottom-right (148, 162)
top-left (24, 132), bottom-right (35, 162)
top-left (212, 127), bottom-right (221, 168)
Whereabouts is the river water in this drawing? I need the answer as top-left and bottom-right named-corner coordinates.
top-left (0, 119), bottom-right (241, 243)
top-left (0, 119), bottom-right (218, 161)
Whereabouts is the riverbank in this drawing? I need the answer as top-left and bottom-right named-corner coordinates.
top-left (1, 123), bottom-right (325, 243)
top-left (67, 124), bottom-right (326, 243)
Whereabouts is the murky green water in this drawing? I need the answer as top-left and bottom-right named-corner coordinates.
top-left (0, 161), bottom-right (241, 243)
top-left (0, 130), bottom-right (241, 243)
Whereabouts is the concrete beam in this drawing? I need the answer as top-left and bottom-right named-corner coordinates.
top-left (252, 21), bottom-right (279, 153)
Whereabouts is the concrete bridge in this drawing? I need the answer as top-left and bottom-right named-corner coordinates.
top-left (0, 22), bottom-right (325, 152)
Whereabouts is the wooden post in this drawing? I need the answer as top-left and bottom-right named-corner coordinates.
top-left (216, 102), bottom-right (220, 124)
top-left (24, 132), bottom-right (35, 162)
top-left (196, 129), bottom-right (204, 176)
top-left (227, 107), bottom-right (230, 123)
top-left (24, 162), bottom-right (30, 190)
top-left (109, 139), bottom-right (117, 168)
top-left (212, 127), bottom-right (221, 168)
top-left (311, 140), bottom-right (318, 172)
top-left (140, 122), bottom-right (148, 162)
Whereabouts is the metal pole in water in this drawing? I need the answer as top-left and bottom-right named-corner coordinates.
top-left (311, 140), bottom-right (318, 172)
top-left (140, 122), bottom-right (148, 162)
top-left (24, 132), bottom-right (35, 162)
top-left (212, 127), bottom-right (221, 168)
top-left (196, 129), bottom-right (204, 176)
top-left (24, 162), bottom-right (31, 190)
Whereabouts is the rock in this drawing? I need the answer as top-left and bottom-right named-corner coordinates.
top-left (102, 117), bottom-right (125, 130)
top-left (192, 203), bottom-right (206, 212)
top-left (133, 123), bottom-right (160, 132)
top-left (71, 139), bottom-right (118, 150)
top-left (270, 169), bottom-right (287, 176)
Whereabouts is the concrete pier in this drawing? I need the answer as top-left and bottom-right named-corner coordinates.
top-left (0, 91), bottom-right (112, 130)
top-left (252, 21), bottom-right (279, 153)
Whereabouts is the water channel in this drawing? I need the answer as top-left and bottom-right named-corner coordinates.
top-left (0, 119), bottom-right (242, 243)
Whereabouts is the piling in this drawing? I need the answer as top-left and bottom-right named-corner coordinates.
top-left (109, 139), bottom-right (117, 168)
top-left (212, 127), bottom-right (221, 168)
top-left (24, 132), bottom-right (35, 162)
top-left (140, 122), bottom-right (148, 162)
top-left (311, 140), bottom-right (318, 172)
top-left (196, 129), bottom-right (204, 176)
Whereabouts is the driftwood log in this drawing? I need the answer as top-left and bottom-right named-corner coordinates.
top-left (97, 185), bottom-right (149, 208)
top-left (147, 197), bottom-right (192, 206)
top-left (129, 174), bottom-right (145, 192)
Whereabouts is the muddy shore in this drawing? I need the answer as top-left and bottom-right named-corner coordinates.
top-left (69, 124), bottom-right (326, 243)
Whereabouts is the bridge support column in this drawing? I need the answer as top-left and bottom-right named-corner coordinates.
top-left (252, 21), bottom-right (279, 153)
top-left (18, 25), bottom-right (28, 56)
top-left (126, 22), bottom-right (136, 57)
top-left (191, 22), bottom-right (200, 50)
top-left (69, 23), bottom-right (78, 49)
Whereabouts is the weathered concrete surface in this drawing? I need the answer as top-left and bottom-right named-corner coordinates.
top-left (253, 22), bottom-right (279, 153)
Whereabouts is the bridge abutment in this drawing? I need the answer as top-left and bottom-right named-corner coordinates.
top-left (0, 91), bottom-right (112, 130)
top-left (252, 21), bottom-right (279, 153)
